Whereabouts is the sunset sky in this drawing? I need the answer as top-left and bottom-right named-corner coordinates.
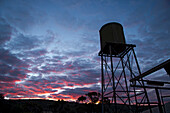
top-left (0, 0), bottom-right (170, 101)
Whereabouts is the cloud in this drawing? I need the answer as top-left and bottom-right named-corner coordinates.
top-left (22, 49), bottom-right (48, 58)
top-left (7, 34), bottom-right (42, 50)
top-left (0, 63), bottom-right (12, 74)
top-left (60, 85), bottom-right (101, 100)
top-left (0, 0), bottom-right (169, 101)
top-left (0, 48), bottom-right (28, 67)
top-left (123, 0), bottom-right (170, 72)
top-left (0, 42), bottom-right (29, 97)
top-left (0, 75), bottom-right (20, 82)
top-left (0, 17), bottom-right (13, 45)
top-left (0, 0), bottom-right (46, 32)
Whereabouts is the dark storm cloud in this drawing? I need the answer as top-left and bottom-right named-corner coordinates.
top-left (0, 0), bottom-right (46, 32)
top-left (46, 83), bottom-right (64, 89)
top-left (7, 34), bottom-right (42, 50)
top-left (0, 41), bottom-right (30, 97)
top-left (36, 62), bottom-right (65, 75)
top-left (0, 64), bottom-right (28, 94)
top-left (47, 56), bottom-right (100, 86)
top-left (54, 69), bottom-right (100, 86)
top-left (0, 63), bottom-right (12, 74)
top-left (0, 75), bottom-right (20, 82)
top-left (124, 0), bottom-right (170, 72)
top-left (26, 55), bottom-right (101, 88)
top-left (55, 55), bottom-right (100, 85)
top-left (0, 0), bottom-right (81, 32)
top-left (23, 49), bottom-right (48, 57)
top-left (0, 82), bottom-right (14, 90)
top-left (0, 48), bottom-right (19, 64)
top-left (3, 87), bottom-right (30, 95)
top-left (27, 53), bottom-right (99, 86)
top-left (23, 75), bottom-right (64, 91)
top-left (78, 69), bottom-right (100, 85)
top-left (0, 48), bottom-right (28, 67)
top-left (0, 17), bottom-right (13, 44)
top-left (64, 50), bottom-right (88, 57)
top-left (61, 88), bottom-right (87, 97)
top-left (44, 88), bottom-right (57, 92)
top-left (52, 55), bottom-right (68, 61)
top-left (0, 0), bottom-right (169, 101)
top-left (69, 58), bottom-right (97, 70)
top-left (0, 14), bottom-right (46, 91)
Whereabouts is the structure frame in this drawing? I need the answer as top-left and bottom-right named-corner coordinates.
top-left (99, 43), bottom-right (152, 113)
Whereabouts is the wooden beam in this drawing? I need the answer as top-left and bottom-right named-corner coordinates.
top-left (130, 59), bottom-right (170, 82)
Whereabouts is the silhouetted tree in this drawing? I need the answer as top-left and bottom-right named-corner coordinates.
top-left (86, 92), bottom-right (100, 104)
top-left (77, 96), bottom-right (86, 103)
top-left (0, 94), bottom-right (4, 100)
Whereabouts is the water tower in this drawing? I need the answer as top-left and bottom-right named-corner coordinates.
top-left (98, 22), bottom-right (152, 113)
top-left (99, 22), bottom-right (126, 55)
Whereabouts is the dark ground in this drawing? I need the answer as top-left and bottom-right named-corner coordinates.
top-left (0, 99), bottom-right (158, 113)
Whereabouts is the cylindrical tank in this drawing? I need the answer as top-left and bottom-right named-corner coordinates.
top-left (99, 22), bottom-right (126, 55)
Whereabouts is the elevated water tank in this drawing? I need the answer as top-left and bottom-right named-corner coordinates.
top-left (99, 22), bottom-right (126, 55)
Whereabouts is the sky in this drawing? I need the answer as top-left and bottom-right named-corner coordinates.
top-left (0, 0), bottom-right (170, 101)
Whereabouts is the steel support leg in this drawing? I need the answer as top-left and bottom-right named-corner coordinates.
top-left (101, 54), bottom-right (104, 113)
top-left (109, 45), bottom-right (117, 113)
top-left (155, 88), bottom-right (163, 113)
top-left (132, 48), bottom-right (152, 113)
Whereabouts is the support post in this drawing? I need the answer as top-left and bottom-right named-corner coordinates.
top-left (109, 45), bottom-right (117, 113)
top-left (127, 54), bottom-right (138, 112)
top-left (121, 58), bottom-right (131, 106)
top-left (101, 54), bottom-right (104, 113)
top-left (155, 88), bottom-right (163, 113)
top-left (132, 48), bottom-right (152, 113)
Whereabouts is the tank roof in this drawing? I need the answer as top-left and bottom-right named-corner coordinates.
top-left (99, 22), bottom-right (123, 32)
